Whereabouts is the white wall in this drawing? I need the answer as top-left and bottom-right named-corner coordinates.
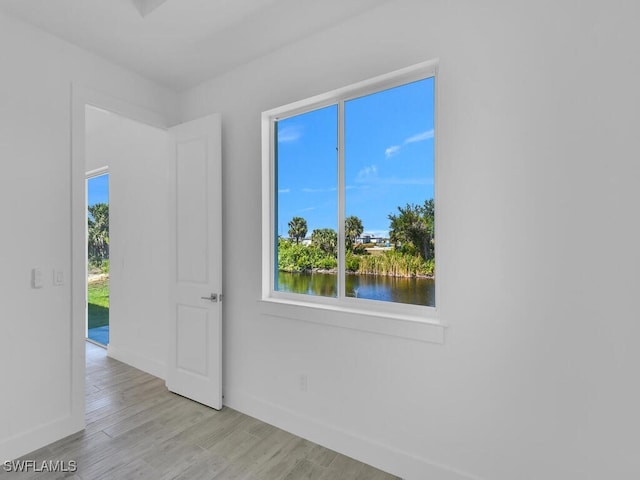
top-left (85, 107), bottom-right (170, 379)
top-left (0, 12), bottom-right (176, 461)
top-left (3, 1), bottom-right (639, 477)
top-left (181, 1), bottom-right (640, 479)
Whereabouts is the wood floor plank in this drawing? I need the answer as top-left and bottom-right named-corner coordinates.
top-left (282, 459), bottom-right (327, 480)
top-left (320, 452), bottom-right (367, 480)
top-left (170, 449), bottom-right (231, 480)
top-left (212, 428), bottom-right (299, 480)
top-left (7, 342), bottom-right (399, 480)
top-left (94, 458), bottom-right (157, 480)
top-left (140, 440), bottom-right (206, 480)
top-left (204, 426), bottom-right (263, 461)
top-left (306, 442), bottom-right (339, 468)
top-left (249, 437), bottom-right (316, 480)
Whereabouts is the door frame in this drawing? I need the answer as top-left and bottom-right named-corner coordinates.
top-left (70, 85), bottom-right (171, 431)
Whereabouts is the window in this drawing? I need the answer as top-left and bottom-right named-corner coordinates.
top-left (262, 60), bottom-right (439, 324)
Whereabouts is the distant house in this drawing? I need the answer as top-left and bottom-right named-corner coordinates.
top-left (356, 234), bottom-right (386, 245)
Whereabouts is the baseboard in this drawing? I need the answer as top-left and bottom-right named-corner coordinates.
top-left (106, 345), bottom-right (166, 380)
top-left (0, 414), bottom-right (83, 462)
top-left (223, 387), bottom-right (481, 480)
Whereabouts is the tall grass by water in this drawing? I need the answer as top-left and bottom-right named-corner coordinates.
top-left (347, 250), bottom-right (434, 277)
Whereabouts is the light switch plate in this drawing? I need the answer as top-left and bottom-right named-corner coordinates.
top-left (32, 268), bottom-right (43, 289)
top-left (53, 269), bottom-right (64, 286)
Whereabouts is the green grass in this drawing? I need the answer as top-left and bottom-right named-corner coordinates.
top-left (88, 276), bottom-right (109, 329)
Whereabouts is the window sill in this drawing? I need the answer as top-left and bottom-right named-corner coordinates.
top-left (259, 297), bottom-right (446, 344)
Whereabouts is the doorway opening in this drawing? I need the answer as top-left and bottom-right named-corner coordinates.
top-left (87, 169), bottom-right (109, 346)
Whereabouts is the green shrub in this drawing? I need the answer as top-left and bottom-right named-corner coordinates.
top-left (345, 252), bottom-right (361, 272)
top-left (352, 244), bottom-right (368, 255)
top-left (313, 255), bottom-right (337, 270)
top-left (276, 238), bottom-right (433, 277)
top-left (277, 238), bottom-right (336, 272)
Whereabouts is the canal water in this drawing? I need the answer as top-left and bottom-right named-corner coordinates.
top-left (277, 271), bottom-right (435, 307)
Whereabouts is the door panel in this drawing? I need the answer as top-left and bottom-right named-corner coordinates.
top-left (167, 114), bottom-right (222, 410)
top-left (176, 305), bottom-right (208, 375)
top-left (176, 138), bottom-right (209, 284)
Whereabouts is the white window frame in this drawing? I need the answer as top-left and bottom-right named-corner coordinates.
top-left (261, 60), bottom-right (445, 343)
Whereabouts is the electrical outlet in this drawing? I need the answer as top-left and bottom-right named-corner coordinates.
top-left (299, 374), bottom-right (308, 393)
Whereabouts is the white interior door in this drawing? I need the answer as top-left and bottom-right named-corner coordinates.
top-left (166, 114), bottom-right (222, 409)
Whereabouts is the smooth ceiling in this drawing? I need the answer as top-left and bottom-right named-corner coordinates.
top-left (0, 0), bottom-right (389, 91)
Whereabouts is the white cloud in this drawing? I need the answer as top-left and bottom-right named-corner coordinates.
top-left (278, 125), bottom-right (303, 143)
top-left (405, 129), bottom-right (434, 144)
top-left (355, 175), bottom-right (432, 187)
top-left (355, 165), bottom-right (378, 182)
top-left (385, 129), bottom-right (434, 157)
top-left (353, 164), bottom-right (433, 187)
top-left (383, 177), bottom-right (434, 186)
top-left (385, 145), bottom-right (401, 158)
top-left (278, 188), bottom-right (290, 193)
top-left (302, 187), bottom-right (337, 193)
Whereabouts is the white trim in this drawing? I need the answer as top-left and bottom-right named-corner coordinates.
top-left (71, 84), bottom-right (171, 440)
top-left (0, 415), bottom-right (82, 463)
top-left (265, 59), bottom-right (439, 121)
top-left (76, 89), bottom-right (169, 131)
top-left (224, 386), bottom-right (481, 480)
top-left (261, 60), bottom-right (442, 336)
top-left (337, 100), bottom-right (346, 298)
top-left (260, 299), bottom-right (444, 344)
top-left (261, 114), bottom-right (274, 300)
top-left (86, 165), bottom-right (109, 179)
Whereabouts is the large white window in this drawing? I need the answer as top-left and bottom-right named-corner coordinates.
top-left (262, 60), bottom-right (440, 326)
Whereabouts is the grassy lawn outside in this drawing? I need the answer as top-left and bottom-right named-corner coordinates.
top-left (88, 276), bottom-right (109, 329)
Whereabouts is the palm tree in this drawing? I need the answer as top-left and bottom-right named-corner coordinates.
top-left (88, 203), bottom-right (109, 263)
top-left (311, 228), bottom-right (337, 256)
top-left (345, 215), bottom-right (364, 250)
top-left (288, 216), bottom-right (307, 244)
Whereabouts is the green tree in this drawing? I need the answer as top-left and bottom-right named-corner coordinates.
top-left (288, 216), bottom-right (308, 244)
top-left (388, 199), bottom-right (434, 261)
top-left (311, 228), bottom-right (337, 256)
top-left (88, 203), bottom-right (109, 263)
top-left (344, 215), bottom-right (364, 251)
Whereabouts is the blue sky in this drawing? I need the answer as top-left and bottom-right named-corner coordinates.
top-left (276, 77), bottom-right (434, 238)
top-left (88, 174), bottom-right (109, 207)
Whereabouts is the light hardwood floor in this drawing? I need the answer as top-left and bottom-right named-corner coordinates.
top-left (2, 342), bottom-right (399, 480)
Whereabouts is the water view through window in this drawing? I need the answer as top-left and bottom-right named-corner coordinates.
top-left (275, 77), bottom-right (435, 307)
